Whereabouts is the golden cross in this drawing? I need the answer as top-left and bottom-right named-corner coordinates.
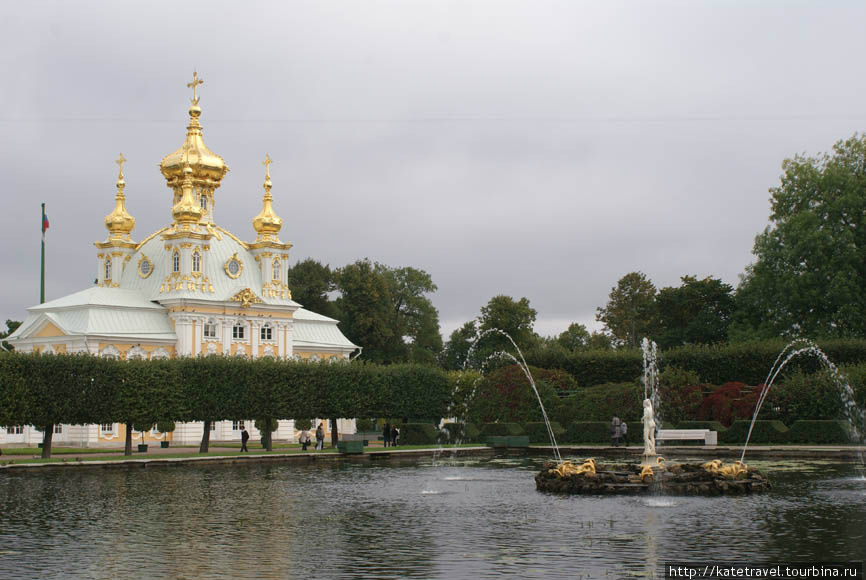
top-left (187, 71), bottom-right (204, 105)
top-left (262, 154), bottom-right (273, 179)
top-left (115, 153), bottom-right (127, 178)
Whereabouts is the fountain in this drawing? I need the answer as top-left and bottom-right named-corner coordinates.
top-left (535, 338), bottom-right (771, 495)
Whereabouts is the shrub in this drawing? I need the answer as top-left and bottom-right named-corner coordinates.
top-left (397, 423), bottom-right (439, 445)
top-left (294, 418), bottom-right (312, 431)
top-left (355, 418), bottom-right (376, 432)
top-left (564, 421), bottom-right (610, 443)
top-left (697, 382), bottom-right (761, 427)
top-left (440, 422), bottom-right (481, 444)
top-left (762, 370), bottom-right (847, 425)
top-left (254, 418), bottom-right (279, 433)
top-left (466, 365), bottom-right (560, 425)
top-left (522, 421), bottom-right (565, 444)
top-left (787, 420), bottom-right (851, 444)
top-left (480, 422), bottom-right (524, 437)
top-left (156, 420), bottom-right (176, 433)
top-left (675, 420), bottom-right (727, 433)
top-left (658, 366), bottom-right (704, 426)
top-left (721, 420), bottom-right (789, 445)
top-left (563, 382), bottom-right (643, 423)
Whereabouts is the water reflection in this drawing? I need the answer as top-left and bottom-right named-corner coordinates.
top-left (0, 457), bottom-right (864, 579)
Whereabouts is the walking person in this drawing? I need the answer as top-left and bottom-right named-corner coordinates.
top-left (391, 426), bottom-right (399, 447)
top-left (240, 426), bottom-right (250, 453)
top-left (621, 420), bottom-right (628, 446)
top-left (383, 422), bottom-right (391, 448)
top-left (315, 422), bottom-right (324, 451)
top-left (610, 415), bottom-right (621, 447)
top-left (299, 427), bottom-right (311, 451)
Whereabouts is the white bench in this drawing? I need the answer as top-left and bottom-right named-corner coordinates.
top-left (657, 429), bottom-right (717, 446)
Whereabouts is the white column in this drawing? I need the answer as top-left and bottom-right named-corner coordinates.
top-left (250, 320), bottom-right (260, 359)
top-left (285, 320), bottom-right (294, 358)
top-left (221, 317), bottom-right (231, 355)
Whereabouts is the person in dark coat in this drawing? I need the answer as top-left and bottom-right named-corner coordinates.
top-left (382, 422), bottom-right (391, 448)
top-left (315, 423), bottom-right (325, 450)
top-left (391, 426), bottom-right (399, 447)
top-left (240, 427), bottom-right (250, 452)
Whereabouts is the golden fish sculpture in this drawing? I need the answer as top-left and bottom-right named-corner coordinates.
top-left (553, 458), bottom-right (597, 478)
top-left (703, 459), bottom-right (748, 479)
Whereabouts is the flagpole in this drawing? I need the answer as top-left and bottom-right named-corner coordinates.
top-left (41, 202), bottom-right (45, 304)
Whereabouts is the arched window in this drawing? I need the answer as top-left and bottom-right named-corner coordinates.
top-left (104, 259), bottom-right (112, 281)
top-left (272, 258), bottom-right (281, 282)
top-left (203, 318), bottom-right (217, 339)
top-left (260, 323), bottom-right (273, 341)
top-left (172, 251), bottom-right (180, 273)
top-left (201, 195), bottom-right (208, 211)
top-left (101, 345), bottom-right (120, 360)
top-left (151, 348), bottom-right (170, 360)
top-left (192, 250), bottom-right (201, 273)
top-left (232, 322), bottom-right (246, 340)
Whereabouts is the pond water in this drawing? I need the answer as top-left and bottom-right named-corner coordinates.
top-left (1, 454), bottom-right (864, 579)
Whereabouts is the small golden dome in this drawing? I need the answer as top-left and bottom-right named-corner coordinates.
top-left (253, 154), bottom-right (283, 241)
top-left (105, 154), bottom-right (135, 241)
top-left (172, 162), bottom-right (204, 224)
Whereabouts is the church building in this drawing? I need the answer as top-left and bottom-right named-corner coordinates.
top-left (4, 74), bottom-right (358, 447)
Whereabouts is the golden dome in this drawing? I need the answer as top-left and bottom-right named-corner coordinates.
top-left (104, 153), bottom-right (135, 241)
top-left (252, 154), bottom-right (283, 242)
top-left (172, 163), bottom-right (204, 225)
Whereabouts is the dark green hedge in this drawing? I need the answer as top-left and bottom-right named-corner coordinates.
top-left (721, 420), bottom-right (789, 444)
top-left (0, 352), bottom-right (450, 428)
top-left (564, 421), bottom-right (610, 443)
top-left (441, 422), bottom-right (481, 444)
top-left (480, 422), bottom-right (524, 437)
top-left (523, 421), bottom-right (565, 444)
top-left (398, 423), bottom-right (440, 445)
top-left (787, 420), bottom-right (851, 444)
top-left (675, 420), bottom-right (728, 433)
top-left (524, 339), bottom-right (866, 387)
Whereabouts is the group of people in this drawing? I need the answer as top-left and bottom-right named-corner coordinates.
top-left (382, 423), bottom-right (399, 447)
top-left (610, 415), bottom-right (628, 447)
top-left (298, 423), bottom-right (325, 451)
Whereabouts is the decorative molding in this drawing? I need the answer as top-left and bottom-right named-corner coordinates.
top-left (224, 253), bottom-right (243, 279)
top-left (230, 288), bottom-right (262, 308)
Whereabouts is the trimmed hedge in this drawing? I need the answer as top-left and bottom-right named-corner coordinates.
top-left (398, 423), bottom-right (440, 445)
top-left (787, 420), bottom-right (851, 444)
top-left (480, 422), bottom-right (524, 437)
top-left (675, 420), bottom-right (727, 433)
top-left (721, 420), bottom-right (789, 444)
top-left (524, 339), bottom-right (866, 387)
top-left (441, 422), bottom-right (481, 444)
top-left (523, 421), bottom-right (565, 444)
top-left (564, 421), bottom-right (610, 444)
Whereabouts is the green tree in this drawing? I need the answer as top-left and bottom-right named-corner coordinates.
top-left (655, 276), bottom-right (735, 348)
top-left (733, 135), bottom-right (866, 340)
top-left (1, 320), bottom-right (21, 351)
top-left (335, 260), bottom-right (442, 364)
top-left (595, 272), bottom-right (657, 347)
top-left (477, 295), bottom-right (538, 362)
top-left (286, 259), bottom-right (340, 319)
top-left (556, 323), bottom-right (590, 351)
top-left (440, 321), bottom-right (478, 370)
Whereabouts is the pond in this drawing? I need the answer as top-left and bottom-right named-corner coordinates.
top-left (1, 454), bottom-right (864, 579)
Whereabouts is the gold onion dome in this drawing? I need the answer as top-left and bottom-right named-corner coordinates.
top-left (252, 154), bottom-right (283, 241)
top-left (172, 163), bottom-right (204, 224)
top-left (159, 72), bottom-right (228, 193)
top-left (105, 153), bottom-right (135, 240)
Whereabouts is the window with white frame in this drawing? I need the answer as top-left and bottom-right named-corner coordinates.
top-left (192, 250), bottom-right (201, 273)
top-left (172, 251), bottom-right (180, 273)
top-left (260, 323), bottom-right (273, 341)
top-left (104, 259), bottom-right (112, 281)
top-left (100, 423), bottom-right (115, 434)
top-left (210, 422), bottom-right (216, 431)
top-left (204, 319), bottom-right (217, 339)
top-left (54, 424), bottom-right (63, 434)
top-left (5, 425), bottom-right (23, 435)
top-left (232, 322), bottom-right (246, 340)
top-left (272, 258), bottom-right (281, 282)
top-left (232, 420), bottom-right (245, 431)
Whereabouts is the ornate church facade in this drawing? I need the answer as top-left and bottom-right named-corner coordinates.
top-left (4, 74), bottom-right (358, 447)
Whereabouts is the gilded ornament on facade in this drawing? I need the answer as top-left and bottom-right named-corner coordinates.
top-left (230, 288), bottom-right (263, 308)
top-left (138, 255), bottom-right (153, 278)
top-left (224, 253), bottom-right (243, 279)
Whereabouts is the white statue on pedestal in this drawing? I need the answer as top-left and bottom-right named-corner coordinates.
top-left (642, 398), bottom-right (656, 457)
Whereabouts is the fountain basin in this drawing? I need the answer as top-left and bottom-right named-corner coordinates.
top-left (535, 460), bottom-right (771, 496)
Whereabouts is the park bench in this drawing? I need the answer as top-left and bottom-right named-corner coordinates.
top-left (657, 429), bottom-right (717, 446)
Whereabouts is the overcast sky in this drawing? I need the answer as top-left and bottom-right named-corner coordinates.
top-left (2, 1), bottom-right (865, 340)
